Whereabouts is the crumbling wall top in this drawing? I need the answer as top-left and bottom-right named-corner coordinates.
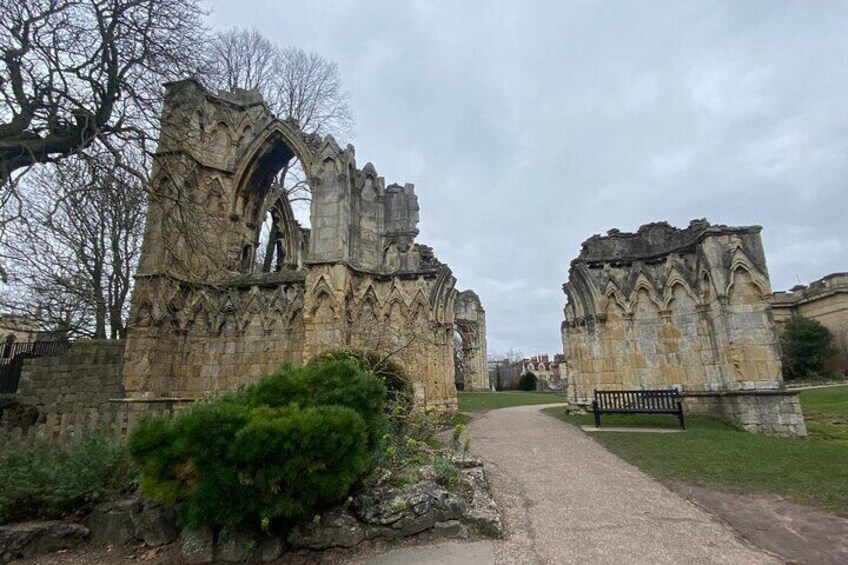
top-left (384, 183), bottom-right (420, 239)
top-left (771, 272), bottom-right (848, 305)
top-left (575, 219), bottom-right (762, 265)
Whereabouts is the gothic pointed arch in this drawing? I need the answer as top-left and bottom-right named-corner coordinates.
top-left (231, 120), bottom-right (317, 226)
top-left (627, 272), bottom-right (663, 313)
top-left (727, 248), bottom-right (771, 296)
top-left (662, 268), bottom-right (698, 309)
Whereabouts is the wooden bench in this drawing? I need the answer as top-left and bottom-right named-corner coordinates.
top-left (592, 389), bottom-right (685, 429)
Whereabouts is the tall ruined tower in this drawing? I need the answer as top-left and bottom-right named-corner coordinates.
top-left (122, 80), bottom-right (488, 409)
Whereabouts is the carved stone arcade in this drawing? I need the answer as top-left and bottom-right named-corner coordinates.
top-left (121, 80), bottom-right (488, 411)
top-left (561, 220), bottom-right (807, 436)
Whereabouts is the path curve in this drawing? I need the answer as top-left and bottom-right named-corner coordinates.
top-left (467, 404), bottom-right (783, 565)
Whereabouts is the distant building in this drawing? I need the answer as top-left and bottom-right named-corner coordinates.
top-left (770, 272), bottom-right (848, 375)
top-left (0, 314), bottom-right (68, 366)
top-left (0, 315), bottom-right (41, 364)
top-left (495, 353), bottom-right (567, 391)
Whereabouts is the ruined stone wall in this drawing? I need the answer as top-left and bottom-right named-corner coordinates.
top-left (683, 391), bottom-right (806, 436)
top-left (562, 220), bottom-right (788, 408)
top-left (770, 272), bottom-right (848, 374)
top-left (122, 80), bottom-right (483, 411)
top-left (0, 341), bottom-right (178, 442)
top-left (561, 220), bottom-right (804, 434)
top-left (123, 275), bottom-right (306, 399)
top-left (454, 291), bottom-right (488, 391)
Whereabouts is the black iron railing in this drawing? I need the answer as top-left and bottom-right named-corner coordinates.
top-left (0, 341), bottom-right (72, 394)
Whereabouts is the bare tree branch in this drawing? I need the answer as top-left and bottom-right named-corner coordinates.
top-left (0, 0), bottom-right (208, 186)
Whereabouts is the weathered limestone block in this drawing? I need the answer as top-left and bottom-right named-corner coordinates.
top-left (461, 467), bottom-right (504, 537)
top-left (87, 499), bottom-right (139, 545)
top-left (131, 500), bottom-right (178, 547)
top-left (288, 510), bottom-right (364, 550)
top-left (353, 481), bottom-right (466, 537)
top-left (217, 527), bottom-right (257, 562)
top-left (179, 525), bottom-right (215, 564)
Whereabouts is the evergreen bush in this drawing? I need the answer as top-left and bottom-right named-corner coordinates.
top-left (307, 349), bottom-right (413, 413)
top-left (518, 371), bottom-right (538, 391)
top-left (781, 316), bottom-right (837, 379)
top-left (242, 359), bottom-right (387, 449)
top-left (129, 359), bottom-right (386, 530)
top-left (0, 428), bottom-right (136, 524)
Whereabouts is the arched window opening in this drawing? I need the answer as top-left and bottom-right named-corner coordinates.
top-left (454, 330), bottom-right (465, 391)
top-left (252, 188), bottom-right (307, 273)
top-left (235, 130), bottom-right (312, 274)
top-left (1, 334), bottom-right (17, 360)
top-left (284, 160), bottom-right (311, 228)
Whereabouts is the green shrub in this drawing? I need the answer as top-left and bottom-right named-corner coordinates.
top-left (782, 316), bottom-right (837, 379)
top-left (431, 456), bottom-right (460, 487)
top-left (0, 429), bottom-right (136, 524)
top-left (518, 371), bottom-right (538, 391)
top-left (230, 406), bottom-right (367, 522)
top-left (129, 359), bottom-right (386, 530)
top-left (243, 359), bottom-right (387, 449)
top-left (307, 349), bottom-right (413, 414)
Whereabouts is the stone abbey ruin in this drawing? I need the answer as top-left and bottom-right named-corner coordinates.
top-left (0, 82), bottom-right (825, 441)
top-left (561, 220), bottom-right (807, 436)
top-left (121, 79), bottom-right (488, 412)
top-left (1, 80), bottom-right (489, 441)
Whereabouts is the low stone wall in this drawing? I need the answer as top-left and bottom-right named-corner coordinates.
top-left (683, 390), bottom-right (807, 437)
top-left (1, 340), bottom-right (181, 443)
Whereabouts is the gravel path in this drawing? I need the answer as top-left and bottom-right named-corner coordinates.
top-left (467, 403), bottom-right (783, 565)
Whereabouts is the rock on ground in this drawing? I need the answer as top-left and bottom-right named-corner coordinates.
top-left (131, 500), bottom-right (177, 547)
top-left (0, 521), bottom-right (89, 563)
top-left (179, 526), bottom-right (214, 564)
top-left (354, 480), bottom-right (466, 537)
top-left (87, 500), bottom-right (139, 546)
top-left (289, 510), bottom-right (364, 550)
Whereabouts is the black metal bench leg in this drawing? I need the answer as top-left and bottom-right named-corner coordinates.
top-left (594, 410), bottom-right (601, 428)
top-left (678, 404), bottom-right (685, 430)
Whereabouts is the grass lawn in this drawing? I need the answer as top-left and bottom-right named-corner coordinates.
top-left (799, 385), bottom-right (848, 442)
top-left (457, 391), bottom-right (566, 413)
top-left (544, 386), bottom-right (848, 516)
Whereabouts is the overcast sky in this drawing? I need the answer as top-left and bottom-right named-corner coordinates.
top-left (208, 1), bottom-right (848, 356)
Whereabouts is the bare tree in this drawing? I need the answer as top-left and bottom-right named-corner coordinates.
top-left (0, 148), bottom-right (145, 338)
top-left (487, 349), bottom-right (525, 391)
top-left (273, 47), bottom-right (354, 139)
top-left (207, 28), bottom-right (354, 139)
top-left (0, 0), bottom-right (208, 186)
top-left (208, 28), bottom-right (279, 96)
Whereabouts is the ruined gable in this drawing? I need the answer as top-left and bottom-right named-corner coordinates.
top-left (562, 219), bottom-right (806, 436)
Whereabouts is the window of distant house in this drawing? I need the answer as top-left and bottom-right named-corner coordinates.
top-left (1, 334), bottom-right (16, 359)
